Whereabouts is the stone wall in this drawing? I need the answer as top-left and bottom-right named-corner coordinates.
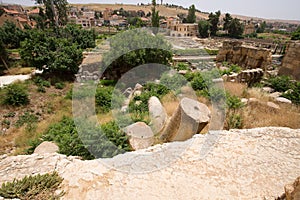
top-left (216, 41), bottom-right (272, 70)
top-left (279, 42), bottom-right (300, 80)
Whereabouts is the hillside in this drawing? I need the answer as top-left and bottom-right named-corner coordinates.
top-left (71, 3), bottom-right (300, 24)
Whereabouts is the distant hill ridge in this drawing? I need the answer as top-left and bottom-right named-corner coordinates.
top-left (70, 3), bottom-right (300, 24)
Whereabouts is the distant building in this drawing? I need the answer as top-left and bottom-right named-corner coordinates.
top-left (170, 23), bottom-right (198, 37)
top-left (244, 23), bottom-right (256, 35)
top-left (166, 17), bottom-right (180, 29)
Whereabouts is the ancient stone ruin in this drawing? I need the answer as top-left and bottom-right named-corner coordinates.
top-left (224, 68), bottom-right (264, 85)
top-left (216, 41), bottom-right (272, 70)
top-left (121, 85), bottom-right (211, 149)
top-left (279, 41), bottom-right (300, 81)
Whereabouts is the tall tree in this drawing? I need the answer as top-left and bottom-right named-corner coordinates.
top-left (228, 18), bottom-right (244, 38)
top-left (151, 0), bottom-right (160, 33)
top-left (198, 20), bottom-right (210, 38)
top-left (223, 13), bottom-right (232, 31)
top-left (256, 21), bottom-right (266, 33)
top-left (208, 10), bottom-right (221, 36)
top-left (36, 0), bottom-right (68, 27)
top-left (186, 4), bottom-right (196, 23)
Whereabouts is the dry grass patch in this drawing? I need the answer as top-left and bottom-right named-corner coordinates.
top-left (245, 87), bottom-right (271, 102)
top-left (224, 82), bottom-right (247, 97)
top-left (4, 67), bottom-right (33, 75)
top-left (242, 102), bottom-right (300, 129)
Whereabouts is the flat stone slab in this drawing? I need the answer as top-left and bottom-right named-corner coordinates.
top-left (0, 127), bottom-right (299, 199)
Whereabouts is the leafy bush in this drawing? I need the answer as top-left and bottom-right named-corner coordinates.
top-left (267, 75), bottom-right (292, 92)
top-left (220, 64), bottom-right (242, 75)
top-left (281, 81), bottom-right (300, 105)
top-left (160, 72), bottom-right (187, 91)
top-left (42, 116), bottom-right (94, 160)
top-left (3, 83), bottom-right (29, 106)
top-left (226, 114), bottom-right (243, 129)
top-left (95, 86), bottom-right (124, 113)
top-left (15, 112), bottom-right (39, 128)
top-left (225, 93), bottom-right (244, 130)
top-left (37, 85), bottom-right (46, 93)
top-left (54, 82), bottom-right (65, 89)
top-left (0, 172), bottom-right (64, 199)
top-left (15, 111), bottom-right (38, 133)
top-left (190, 72), bottom-right (208, 91)
top-left (174, 62), bottom-right (189, 71)
top-left (226, 93), bottom-right (244, 110)
top-left (33, 76), bottom-right (51, 88)
top-left (3, 112), bottom-right (16, 118)
top-left (1, 119), bottom-right (10, 128)
top-left (31, 117), bottom-right (131, 159)
top-left (291, 27), bottom-right (300, 40)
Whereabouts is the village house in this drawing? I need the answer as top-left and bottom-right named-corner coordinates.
top-left (170, 23), bottom-right (199, 37)
top-left (0, 5), bottom-right (35, 29)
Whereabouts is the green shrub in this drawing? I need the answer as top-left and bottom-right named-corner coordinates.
top-left (226, 114), bottom-right (243, 129)
top-left (33, 76), bottom-right (51, 87)
top-left (160, 72), bottom-right (187, 91)
top-left (3, 83), bottom-right (29, 106)
top-left (37, 85), bottom-right (46, 93)
top-left (281, 81), bottom-right (300, 105)
top-left (225, 93), bottom-right (244, 130)
top-left (95, 86), bottom-right (124, 113)
top-left (100, 79), bottom-right (117, 86)
top-left (42, 116), bottom-right (94, 160)
top-left (226, 93), bottom-right (244, 110)
top-left (267, 75), bottom-right (292, 92)
top-left (3, 112), bottom-right (16, 118)
top-left (220, 64), bottom-right (242, 75)
top-left (54, 82), bottom-right (65, 89)
top-left (205, 48), bottom-right (219, 55)
top-left (31, 117), bottom-right (131, 159)
top-left (209, 87), bottom-right (226, 102)
top-left (15, 112), bottom-right (39, 128)
top-left (190, 72), bottom-right (208, 91)
top-left (0, 172), bottom-right (64, 199)
top-left (1, 119), bottom-right (10, 128)
top-left (174, 62), bottom-right (189, 71)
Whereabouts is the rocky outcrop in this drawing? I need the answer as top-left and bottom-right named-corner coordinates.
top-left (0, 127), bottom-right (299, 199)
top-left (216, 41), bottom-right (272, 70)
top-left (279, 42), bottom-right (300, 81)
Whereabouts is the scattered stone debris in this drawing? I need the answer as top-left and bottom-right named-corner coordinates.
top-left (161, 97), bottom-right (210, 142)
top-left (123, 122), bottom-right (154, 150)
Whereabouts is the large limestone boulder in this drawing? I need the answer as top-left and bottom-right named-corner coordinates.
top-left (0, 128), bottom-right (299, 199)
top-left (123, 122), bottom-right (154, 150)
top-left (161, 97), bottom-right (211, 142)
top-left (148, 96), bottom-right (168, 134)
top-left (33, 141), bottom-right (59, 154)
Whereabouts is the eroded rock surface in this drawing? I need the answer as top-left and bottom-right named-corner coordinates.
top-left (216, 41), bottom-right (272, 70)
top-left (279, 42), bottom-right (300, 81)
top-left (0, 127), bottom-right (299, 200)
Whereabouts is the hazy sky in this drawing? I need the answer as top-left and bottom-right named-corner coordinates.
top-left (2, 0), bottom-right (300, 21)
